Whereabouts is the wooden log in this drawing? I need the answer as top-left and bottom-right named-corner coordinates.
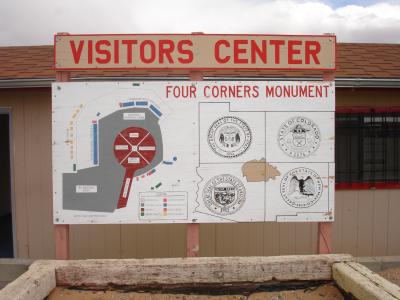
top-left (0, 260), bottom-right (56, 300)
top-left (55, 254), bottom-right (352, 287)
top-left (333, 261), bottom-right (400, 300)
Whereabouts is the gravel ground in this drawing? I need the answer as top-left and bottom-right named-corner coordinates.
top-left (378, 267), bottom-right (400, 286)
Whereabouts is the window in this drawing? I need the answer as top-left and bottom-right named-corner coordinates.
top-left (336, 108), bottom-right (400, 189)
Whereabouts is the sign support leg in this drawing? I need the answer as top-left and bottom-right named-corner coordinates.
top-left (55, 224), bottom-right (70, 259)
top-left (55, 47), bottom-right (71, 259)
top-left (317, 70), bottom-right (335, 254)
top-left (186, 69), bottom-right (203, 257)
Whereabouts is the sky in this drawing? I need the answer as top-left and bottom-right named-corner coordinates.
top-left (0, 0), bottom-right (399, 46)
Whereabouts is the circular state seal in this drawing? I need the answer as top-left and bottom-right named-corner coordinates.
top-left (203, 174), bottom-right (246, 215)
top-left (208, 116), bottom-right (252, 158)
top-left (280, 167), bottom-right (323, 208)
top-left (278, 116), bottom-right (321, 158)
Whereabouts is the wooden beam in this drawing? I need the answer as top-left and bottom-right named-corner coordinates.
top-left (186, 223), bottom-right (200, 257)
top-left (187, 64), bottom-right (204, 258)
top-left (54, 32), bottom-right (71, 260)
top-left (317, 222), bottom-right (333, 254)
top-left (317, 68), bottom-right (335, 254)
top-left (333, 261), bottom-right (400, 300)
top-left (54, 224), bottom-right (70, 260)
top-left (0, 261), bottom-right (56, 300)
top-left (55, 254), bottom-right (352, 287)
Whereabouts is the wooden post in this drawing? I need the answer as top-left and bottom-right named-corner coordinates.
top-left (317, 69), bottom-right (335, 254)
top-left (54, 33), bottom-right (71, 260)
top-left (186, 67), bottom-right (204, 257)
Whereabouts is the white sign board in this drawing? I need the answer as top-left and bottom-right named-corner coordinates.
top-left (52, 81), bottom-right (335, 224)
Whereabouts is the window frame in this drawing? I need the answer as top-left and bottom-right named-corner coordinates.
top-left (335, 106), bottom-right (400, 190)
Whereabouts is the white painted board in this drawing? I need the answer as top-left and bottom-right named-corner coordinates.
top-left (52, 81), bottom-right (335, 224)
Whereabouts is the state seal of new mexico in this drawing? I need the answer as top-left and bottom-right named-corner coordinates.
top-left (208, 116), bottom-right (252, 158)
top-left (278, 116), bottom-right (320, 158)
top-left (280, 167), bottom-right (323, 208)
top-left (203, 174), bottom-right (246, 215)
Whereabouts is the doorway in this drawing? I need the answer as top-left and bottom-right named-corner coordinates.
top-left (0, 112), bottom-right (13, 257)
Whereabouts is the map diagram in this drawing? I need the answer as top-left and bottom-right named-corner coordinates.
top-left (52, 81), bottom-right (335, 224)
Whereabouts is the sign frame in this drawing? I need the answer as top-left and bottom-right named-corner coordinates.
top-left (54, 33), bottom-right (336, 71)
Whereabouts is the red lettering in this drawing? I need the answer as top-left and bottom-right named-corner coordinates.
top-left (315, 85), bottom-right (322, 97)
top-left (204, 86), bottom-right (211, 97)
top-left (288, 40), bottom-right (302, 64)
top-left (305, 41), bottom-right (321, 64)
top-left (228, 86), bottom-right (236, 97)
top-left (88, 40), bottom-right (93, 64)
top-left (121, 40), bottom-right (137, 64)
top-left (214, 40), bottom-right (230, 64)
top-left (251, 40), bottom-right (267, 64)
top-left (140, 40), bottom-right (156, 63)
top-left (220, 85), bottom-right (227, 98)
top-left (324, 85), bottom-right (329, 97)
top-left (265, 85), bottom-right (275, 97)
top-left (270, 40), bottom-right (285, 64)
top-left (252, 86), bottom-right (259, 97)
top-left (190, 85), bottom-right (197, 98)
top-left (308, 85), bottom-right (315, 97)
top-left (159, 40), bottom-right (174, 64)
top-left (69, 40), bottom-right (84, 64)
top-left (236, 85), bottom-right (243, 97)
top-left (114, 40), bottom-right (119, 64)
top-left (166, 85), bottom-right (172, 98)
top-left (299, 85), bottom-right (307, 97)
top-left (165, 85), bottom-right (197, 98)
top-left (95, 40), bottom-right (111, 64)
top-left (177, 40), bottom-right (193, 64)
top-left (244, 85), bottom-right (251, 97)
top-left (233, 40), bottom-right (248, 64)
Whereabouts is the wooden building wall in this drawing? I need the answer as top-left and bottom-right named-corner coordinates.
top-left (0, 87), bottom-right (399, 259)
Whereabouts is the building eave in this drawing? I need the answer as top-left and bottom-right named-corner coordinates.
top-left (0, 77), bottom-right (399, 89)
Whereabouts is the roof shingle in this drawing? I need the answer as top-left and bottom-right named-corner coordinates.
top-left (0, 43), bottom-right (399, 80)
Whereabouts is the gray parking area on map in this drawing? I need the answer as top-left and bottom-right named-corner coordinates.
top-left (63, 107), bottom-right (163, 213)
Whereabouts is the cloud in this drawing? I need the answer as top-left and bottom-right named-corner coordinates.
top-left (0, 0), bottom-right (399, 46)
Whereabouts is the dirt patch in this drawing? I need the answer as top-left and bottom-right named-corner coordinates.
top-left (379, 267), bottom-right (400, 286)
top-left (48, 284), bottom-right (345, 300)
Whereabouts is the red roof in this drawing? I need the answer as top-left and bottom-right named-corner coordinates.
top-left (0, 43), bottom-right (399, 79)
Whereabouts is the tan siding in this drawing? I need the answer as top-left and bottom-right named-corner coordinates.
top-left (232, 223), bottom-right (249, 256)
top-left (263, 223), bottom-right (280, 255)
top-left (332, 190), bottom-right (343, 252)
top-left (387, 190), bottom-right (400, 255)
top-left (11, 99), bottom-right (29, 257)
top-left (295, 223), bottom-right (314, 255)
top-left (1, 88), bottom-right (400, 259)
top-left (200, 224), bottom-right (216, 256)
top-left (215, 224), bottom-right (234, 256)
top-left (0, 89), bottom-right (54, 258)
top-left (372, 190), bottom-right (390, 256)
top-left (248, 223), bottom-right (264, 256)
top-left (153, 224), bottom-right (169, 258)
top-left (340, 190), bottom-right (359, 254)
top-left (337, 89), bottom-right (400, 107)
top-left (279, 223), bottom-right (296, 255)
top-left (120, 224), bottom-right (137, 258)
top-left (70, 225), bottom-right (90, 259)
top-left (167, 224), bottom-right (186, 257)
top-left (356, 190), bottom-right (374, 256)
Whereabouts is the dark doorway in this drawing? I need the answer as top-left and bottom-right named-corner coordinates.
top-left (0, 113), bottom-right (13, 258)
